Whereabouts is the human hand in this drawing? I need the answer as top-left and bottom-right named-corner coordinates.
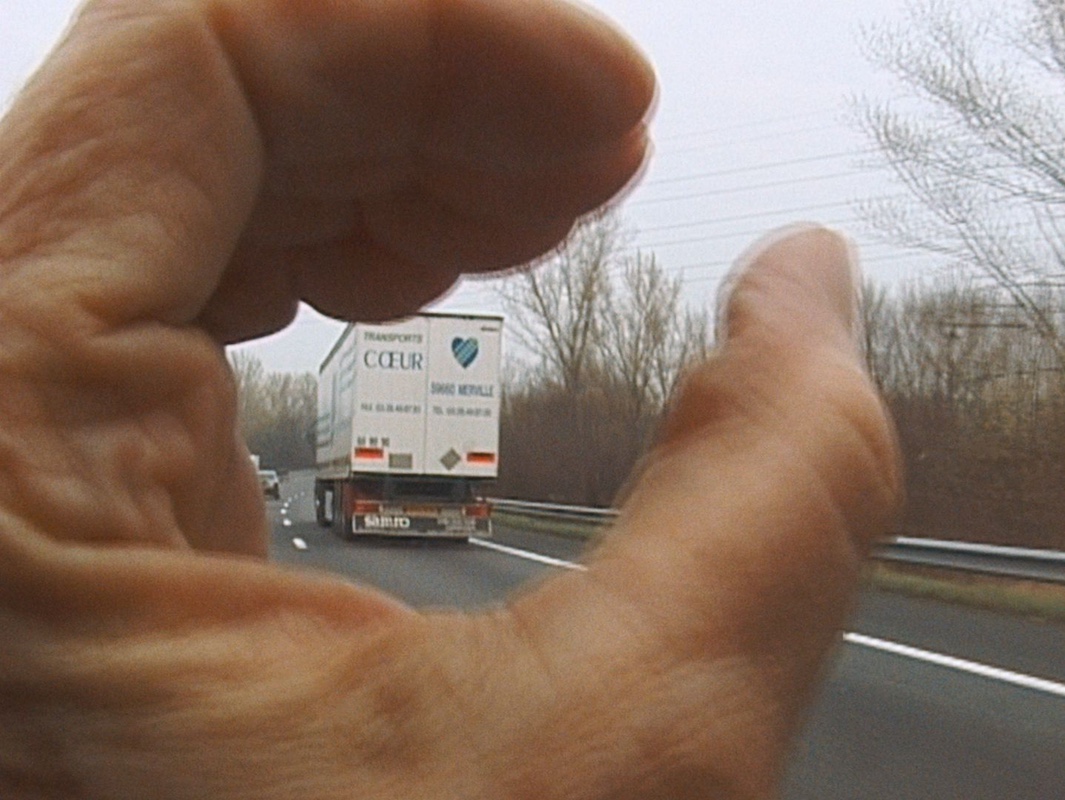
top-left (0, 2), bottom-right (901, 799)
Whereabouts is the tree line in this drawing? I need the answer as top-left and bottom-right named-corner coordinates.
top-left (866, 274), bottom-right (1065, 548)
top-left (853, 0), bottom-right (1065, 548)
top-left (229, 352), bottom-right (317, 472)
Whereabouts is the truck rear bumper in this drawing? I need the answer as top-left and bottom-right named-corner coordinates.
top-left (353, 514), bottom-right (490, 538)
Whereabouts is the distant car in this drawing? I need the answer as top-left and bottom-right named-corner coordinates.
top-left (258, 469), bottom-right (280, 499)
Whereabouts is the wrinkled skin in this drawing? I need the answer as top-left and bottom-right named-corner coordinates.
top-left (0, 2), bottom-right (902, 799)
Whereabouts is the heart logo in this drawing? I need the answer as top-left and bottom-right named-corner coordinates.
top-left (451, 337), bottom-right (479, 368)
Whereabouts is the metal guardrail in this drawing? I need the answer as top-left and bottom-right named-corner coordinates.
top-left (883, 537), bottom-right (1065, 586)
top-left (491, 498), bottom-right (616, 522)
top-left (491, 499), bottom-right (1065, 585)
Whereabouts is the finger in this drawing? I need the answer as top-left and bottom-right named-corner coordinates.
top-left (0, 0), bottom-right (651, 558)
top-left (503, 227), bottom-right (902, 796)
top-left (610, 225), bottom-right (901, 685)
top-left (0, 1), bottom-right (264, 330)
top-left (0, 0), bottom-right (654, 342)
top-left (211, 0), bottom-right (654, 340)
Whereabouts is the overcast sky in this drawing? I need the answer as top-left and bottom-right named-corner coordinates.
top-left (2, 0), bottom-right (1010, 373)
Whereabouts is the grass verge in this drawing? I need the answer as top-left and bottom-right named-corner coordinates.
top-left (864, 562), bottom-right (1065, 624)
top-left (492, 511), bottom-right (608, 542)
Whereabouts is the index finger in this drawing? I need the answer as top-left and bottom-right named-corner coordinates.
top-left (0, 0), bottom-right (655, 342)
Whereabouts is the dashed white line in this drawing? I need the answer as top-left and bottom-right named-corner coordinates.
top-left (844, 632), bottom-right (1065, 699)
top-left (471, 538), bottom-right (1065, 698)
top-left (468, 537), bottom-right (587, 571)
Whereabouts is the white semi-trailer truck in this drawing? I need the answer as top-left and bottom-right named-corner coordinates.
top-left (314, 313), bottom-right (502, 540)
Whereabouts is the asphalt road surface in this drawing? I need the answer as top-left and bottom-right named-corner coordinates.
top-left (268, 474), bottom-right (1065, 799)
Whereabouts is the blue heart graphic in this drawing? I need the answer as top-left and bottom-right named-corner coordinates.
top-left (451, 337), bottom-right (479, 368)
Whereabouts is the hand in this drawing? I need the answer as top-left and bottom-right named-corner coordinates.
top-left (0, 2), bottom-right (901, 799)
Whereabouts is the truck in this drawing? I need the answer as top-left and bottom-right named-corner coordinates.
top-left (314, 312), bottom-right (502, 540)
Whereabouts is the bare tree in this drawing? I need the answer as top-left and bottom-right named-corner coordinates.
top-left (495, 213), bottom-right (713, 506)
top-left (229, 350), bottom-right (268, 443)
top-left (864, 271), bottom-right (1065, 547)
top-left (227, 352), bottom-right (318, 469)
top-left (497, 212), bottom-right (623, 391)
top-left (602, 251), bottom-right (711, 420)
top-left (662, 306), bottom-right (713, 402)
top-left (857, 0), bottom-right (1065, 365)
top-left (260, 372), bottom-right (318, 468)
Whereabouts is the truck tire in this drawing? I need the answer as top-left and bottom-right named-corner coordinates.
top-left (314, 481), bottom-right (329, 528)
top-left (332, 482), bottom-right (353, 541)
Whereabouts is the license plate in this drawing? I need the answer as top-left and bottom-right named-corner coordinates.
top-left (402, 505), bottom-right (441, 515)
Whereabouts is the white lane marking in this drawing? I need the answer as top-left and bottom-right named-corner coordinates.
top-left (470, 540), bottom-right (1065, 698)
top-left (282, 518), bottom-right (293, 528)
top-left (468, 537), bottom-right (587, 571)
top-left (844, 632), bottom-right (1065, 699)
top-left (292, 537), bottom-right (308, 551)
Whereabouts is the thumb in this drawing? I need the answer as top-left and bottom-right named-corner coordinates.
top-left (504, 226), bottom-right (902, 797)
top-left (607, 223), bottom-right (902, 689)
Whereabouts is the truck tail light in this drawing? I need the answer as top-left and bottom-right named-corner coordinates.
top-left (464, 503), bottom-right (490, 519)
top-left (467, 452), bottom-right (496, 465)
top-left (353, 500), bottom-right (381, 515)
top-left (354, 447), bottom-right (385, 460)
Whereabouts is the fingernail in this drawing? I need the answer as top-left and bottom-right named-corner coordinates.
top-left (714, 223), bottom-right (825, 345)
top-left (714, 223), bottom-right (864, 348)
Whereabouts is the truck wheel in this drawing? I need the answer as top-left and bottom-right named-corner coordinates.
top-left (314, 482), bottom-right (329, 528)
top-left (332, 484), bottom-right (353, 541)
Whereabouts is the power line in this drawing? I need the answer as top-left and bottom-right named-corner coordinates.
top-left (655, 108), bottom-right (845, 143)
top-left (630, 216), bottom-right (865, 251)
top-left (629, 168), bottom-right (879, 206)
top-left (668, 249), bottom-right (943, 288)
top-left (641, 147), bottom-right (879, 187)
top-left (627, 219), bottom-right (1005, 254)
top-left (625, 195), bottom-right (931, 237)
top-left (653, 122), bottom-right (855, 158)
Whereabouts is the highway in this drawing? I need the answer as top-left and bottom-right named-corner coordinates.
top-left (268, 475), bottom-right (1065, 799)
